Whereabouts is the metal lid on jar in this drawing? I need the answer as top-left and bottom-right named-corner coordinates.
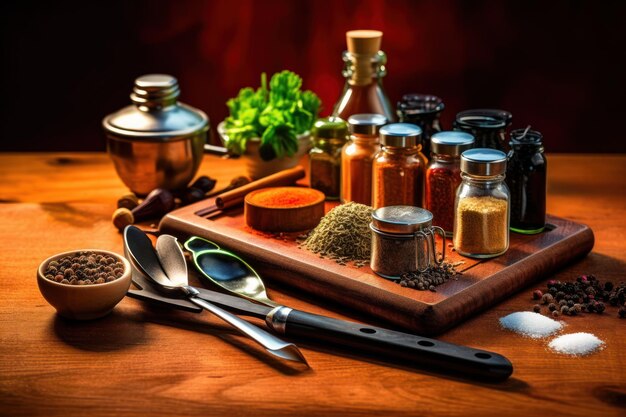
top-left (431, 131), bottom-right (475, 156)
top-left (312, 117), bottom-right (348, 139)
top-left (379, 123), bottom-right (422, 147)
top-left (460, 148), bottom-right (508, 176)
top-left (371, 206), bottom-right (433, 234)
top-left (454, 109), bottom-right (512, 130)
top-left (102, 74), bottom-right (209, 141)
top-left (348, 113), bottom-right (388, 135)
top-left (397, 94), bottom-right (445, 117)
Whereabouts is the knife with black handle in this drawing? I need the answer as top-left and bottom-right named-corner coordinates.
top-left (129, 275), bottom-right (513, 380)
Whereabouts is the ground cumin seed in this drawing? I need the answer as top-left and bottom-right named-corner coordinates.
top-left (299, 202), bottom-right (373, 266)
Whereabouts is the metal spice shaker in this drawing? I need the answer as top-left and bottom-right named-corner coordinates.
top-left (103, 74), bottom-right (209, 196)
top-left (370, 206), bottom-right (445, 279)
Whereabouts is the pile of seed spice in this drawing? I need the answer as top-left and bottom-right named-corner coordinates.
top-left (530, 275), bottom-right (626, 318)
top-left (43, 251), bottom-right (125, 285)
top-left (397, 261), bottom-right (462, 291)
top-left (299, 202), bottom-right (372, 267)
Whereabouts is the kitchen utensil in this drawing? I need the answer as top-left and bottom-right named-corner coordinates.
top-left (103, 74), bottom-right (209, 196)
top-left (123, 225), bottom-right (307, 364)
top-left (128, 254), bottom-right (513, 380)
top-left (195, 166), bottom-right (306, 217)
top-left (37, 249), bottom-right (131, 320)
top-left (184, 236), bottom-right (278, 307)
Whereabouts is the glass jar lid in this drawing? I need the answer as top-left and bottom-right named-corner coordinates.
top-left (312, 117), bottom-right (348, 139)
top-left (371, 206), bottom-right (433, 234)
top-left (379, 123), bottom-right (422, 147)
top-left (454, 109), bottom-right (512, 130)
top-left (431, 131), bottom-right (475, 156)
top-left (102, 74), bottom-right (209, 141)
top-left (348, 113), bottom-right (388, 135)
top-left (460, 148), bottom-right (507, 176)
top-left (510, 128), bottom-right (543, 148)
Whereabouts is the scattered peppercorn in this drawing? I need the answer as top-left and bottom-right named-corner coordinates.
top-left (541, 293), bottom-right (554, 305)
top-left (548, 303), bottom-right (557, 312)
top-left (395, 261), bottom-right (461, 292)
top-left (532, 289), bottom-right (543, 300)
top-left (43, 251), bottom-right (125, 286)
top-left (533, 304), bottom-right (541, 313)
top-left (551, 310), bottom-right (560, 318)
top-left (619, 306), bottom-right (626, 318)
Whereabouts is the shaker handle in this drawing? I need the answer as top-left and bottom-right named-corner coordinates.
top-left (415, 231), bottom-right (430, 273)
top-left (431, 226), bottom-right (446, 265)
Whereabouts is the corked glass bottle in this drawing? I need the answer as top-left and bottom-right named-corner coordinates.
top-left (506, 128), bottom-right (547, 234)
top-left (397, 94), bottom-right (445, 157)
top-left (372, 123), bottom-right (427, 209)
top-left (309, 117), bottom-right (348, 200)
top-left (340, 113), bottom-right (387, 205)
top-left (332, 30), bottom-right (395, 123)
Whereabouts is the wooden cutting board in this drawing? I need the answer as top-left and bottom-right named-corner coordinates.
top-left (159, 198), bottom-right (594, 335)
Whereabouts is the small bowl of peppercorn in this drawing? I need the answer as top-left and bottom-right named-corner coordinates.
top-left (37, 249), bottom-right (131, 320)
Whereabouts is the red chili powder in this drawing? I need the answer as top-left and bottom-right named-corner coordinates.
top-left (248, 188), bottom-right (322, 208)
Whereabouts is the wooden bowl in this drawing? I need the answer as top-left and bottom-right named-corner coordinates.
top-left (244, 187), bottom-right (325, 232)
top-left (37, 249), bottom-right (131, 320)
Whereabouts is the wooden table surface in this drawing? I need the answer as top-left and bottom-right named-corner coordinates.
top-left (0, 153), bottom-right (624, 417)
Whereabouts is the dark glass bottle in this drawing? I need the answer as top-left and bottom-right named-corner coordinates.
top-left (397, 94), bottom-right (445, 157)
top-left (332, 30), bottom-right (395, 123)
top-left (506, 129), bottom-right (547, 234)
top-left (453, 109), bottom-right (512, 152)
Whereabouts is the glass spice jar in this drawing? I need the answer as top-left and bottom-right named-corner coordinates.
top-left (425, 131), bottom-right (475, 236)
top-left (506, 128), bottom-right (547, 234)
top-left (340, 113), bottom-right (387, 205)
top-left (332, 30), bottom-right (395, 122)
top-left (397, 94), bottom-right (445, 157)
top-left (309, 117), bottom-right (348, 200)
top-left (453, 109), bottom-right (512, 152)
top-left (372, 123), bottom-right (427, 209)
top-left (454, 148), bottom-right (510, 259)
top-left (370, 206), bottom-right (445, 279)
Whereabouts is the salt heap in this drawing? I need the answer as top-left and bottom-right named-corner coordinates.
top-left (548, 332), bottom-right (604, 356)
top-left (499, 311), bottom-right (563, 338)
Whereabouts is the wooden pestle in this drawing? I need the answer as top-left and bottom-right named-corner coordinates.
top-left (216, 165), bottom-right (306, 210)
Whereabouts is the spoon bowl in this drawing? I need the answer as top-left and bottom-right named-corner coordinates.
top-left (184, 237), bottom-right (277, 307)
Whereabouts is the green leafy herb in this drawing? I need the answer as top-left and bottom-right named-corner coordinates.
top-left (224, 71), bottom-right (321, 161)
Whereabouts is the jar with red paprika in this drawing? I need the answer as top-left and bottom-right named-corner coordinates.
top-left (372, 123), bottom-right (426, 209)
top-left (425, 131), bottom-right (474, 236)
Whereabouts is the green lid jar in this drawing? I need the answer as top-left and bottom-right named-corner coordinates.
top-left (310, 117), bottom-right (348, 200)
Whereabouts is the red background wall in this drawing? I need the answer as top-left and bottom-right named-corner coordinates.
top-left (2, 0), bottom-right (625, 152)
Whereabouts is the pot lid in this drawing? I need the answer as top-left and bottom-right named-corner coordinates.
top-left (102, 74), bottom-right (208, 140)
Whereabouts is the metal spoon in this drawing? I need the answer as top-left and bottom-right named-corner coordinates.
top-left (123, 226), bottom-right (307, 364)
top-left (184, 236), bottom-right (278, 307)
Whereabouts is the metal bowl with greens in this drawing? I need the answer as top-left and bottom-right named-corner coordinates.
top-left (223, 71), bottom-right (321, 161)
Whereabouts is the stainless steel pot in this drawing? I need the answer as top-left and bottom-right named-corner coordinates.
top-left (103, 74), bottom-right (209, 196)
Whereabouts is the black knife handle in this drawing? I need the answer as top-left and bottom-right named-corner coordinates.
top-left (268, 308), bottom-right (513, 381)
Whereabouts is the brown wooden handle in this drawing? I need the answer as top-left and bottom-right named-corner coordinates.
top-left (215, 166), bottom-right (306, 210)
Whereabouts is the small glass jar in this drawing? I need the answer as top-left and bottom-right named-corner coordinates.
top-left (370, 206), bottom-right (445, 279)
top-left (341, 114), bottom-right (387, 205)
top-left (506, 128), bottom-right (547, 234)
top-left (397, 94), bottom-right (445, 157)
top-left (372, 123), bottom-right (427, 209)
top-left (453, 109), bottom-right (512, 152)
top-left (309, 117), bottom-right (348, 200)
top-left (454, 148), bottom-right (510, 258)
top-left (425, 131), bottom-right (475, 236)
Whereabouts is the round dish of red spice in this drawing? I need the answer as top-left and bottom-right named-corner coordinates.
top-left (244, 187), bottom-right (325, 232)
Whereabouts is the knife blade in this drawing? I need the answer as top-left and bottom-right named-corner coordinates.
top-left (129, 274), bottom-right (513, 380)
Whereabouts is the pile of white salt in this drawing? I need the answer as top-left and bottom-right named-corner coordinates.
top-left (548, 332), bottom-right (605, 356)
top-left (499, 311), bottom-right (563, 338)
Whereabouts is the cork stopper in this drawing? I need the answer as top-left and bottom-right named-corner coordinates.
top-left (346, 30), bottom-right (383, 55)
